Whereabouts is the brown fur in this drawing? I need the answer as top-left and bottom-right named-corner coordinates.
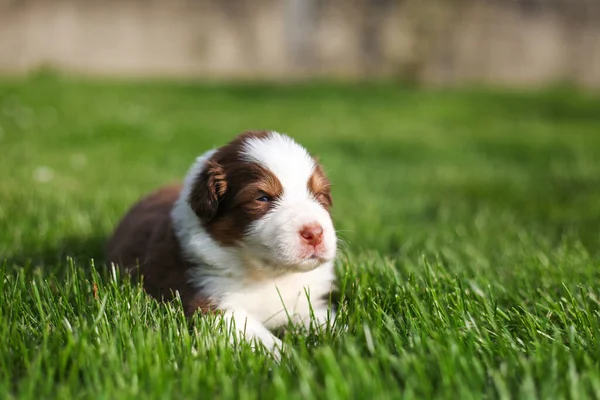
top-left (105, 184), bottom-right (216, 316)
top-left (188, 131), bottom-right (285, 246)
top-left (307, 161), bottom-right (333, 210)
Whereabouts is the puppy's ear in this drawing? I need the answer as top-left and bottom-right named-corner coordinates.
top-left (309, 158), bottom-right (333, 209)
top-left (188, 160), bottom-right (227, 223)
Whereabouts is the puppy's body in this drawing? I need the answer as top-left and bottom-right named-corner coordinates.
top-left (106, 132), bottom-right (338, 358)
top-left (106, 184), bottom-right (207, 315)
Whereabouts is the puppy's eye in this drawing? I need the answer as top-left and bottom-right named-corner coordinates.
top-left (316, 192), bottom-right (332, 206)
top-left (256, 195), bottom-right (271, 202)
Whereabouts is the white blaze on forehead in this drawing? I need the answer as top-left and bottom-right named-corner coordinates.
top-left (241, 132), bottom-right (316, 199)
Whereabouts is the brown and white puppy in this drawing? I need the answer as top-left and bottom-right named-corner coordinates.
top-left (106, 131), bottom-right (338, 360)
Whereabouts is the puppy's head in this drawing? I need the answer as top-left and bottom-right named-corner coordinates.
top-left (188, 131), bottom-right (336, 273)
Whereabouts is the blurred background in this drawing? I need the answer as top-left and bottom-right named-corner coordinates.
top-left (1, 0), bottom-right (600, 265)
top-left (1, 0), bottom-right (599, 87)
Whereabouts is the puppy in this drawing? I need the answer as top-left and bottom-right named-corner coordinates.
top-left (106, 131), bottom-right (338, 359)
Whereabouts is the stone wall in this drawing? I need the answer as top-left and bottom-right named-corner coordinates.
top-left (0, 0), bottom-right (599, 87)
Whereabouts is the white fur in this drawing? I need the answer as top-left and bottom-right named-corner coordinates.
top-left (171, 132), bottom-right (337, 360)
top-left (242, 133), bottom-right (337, 270)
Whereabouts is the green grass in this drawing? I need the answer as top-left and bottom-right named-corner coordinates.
top-left (2, 75), bottom-right (600, 399)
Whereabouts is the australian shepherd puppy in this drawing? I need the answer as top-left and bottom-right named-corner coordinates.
top-left (106, 131), bottom-right (338, 359)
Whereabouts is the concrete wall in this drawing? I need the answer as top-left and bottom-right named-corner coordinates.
top-left (0, 0), bottom-right (599, 87)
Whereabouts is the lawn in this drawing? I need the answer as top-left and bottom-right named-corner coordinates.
top-left (2, 75), bottom-right (600, 399)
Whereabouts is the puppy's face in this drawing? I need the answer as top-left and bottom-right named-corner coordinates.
top-left (188, 132), bottom-right (337, 272)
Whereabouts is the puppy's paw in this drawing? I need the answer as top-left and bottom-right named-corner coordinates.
top-left (252, 334), bottom-right (284, 363)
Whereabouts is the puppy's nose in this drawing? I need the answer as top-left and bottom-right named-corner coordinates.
top-left (299, 224), bottom-right (324, 247)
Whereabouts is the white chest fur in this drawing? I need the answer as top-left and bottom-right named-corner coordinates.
top-left (204, 261), bottom-right (336, 329)
top-left (192, 262), bottom-right (336, 362)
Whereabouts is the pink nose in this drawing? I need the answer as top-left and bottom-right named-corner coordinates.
top-left (299, 224), bottom-right (324, 247)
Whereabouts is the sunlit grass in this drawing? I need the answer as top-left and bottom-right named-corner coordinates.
top-left (2, 76), bottom-right (600, 399)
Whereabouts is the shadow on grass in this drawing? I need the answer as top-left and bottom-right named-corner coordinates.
top-left (1, 234), bottom-right (108, 273)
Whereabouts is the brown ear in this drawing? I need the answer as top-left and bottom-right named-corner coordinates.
top-left (308, 159), bottom-right (333, 209)
top-left (188, 160), bottom-right (227, 223)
